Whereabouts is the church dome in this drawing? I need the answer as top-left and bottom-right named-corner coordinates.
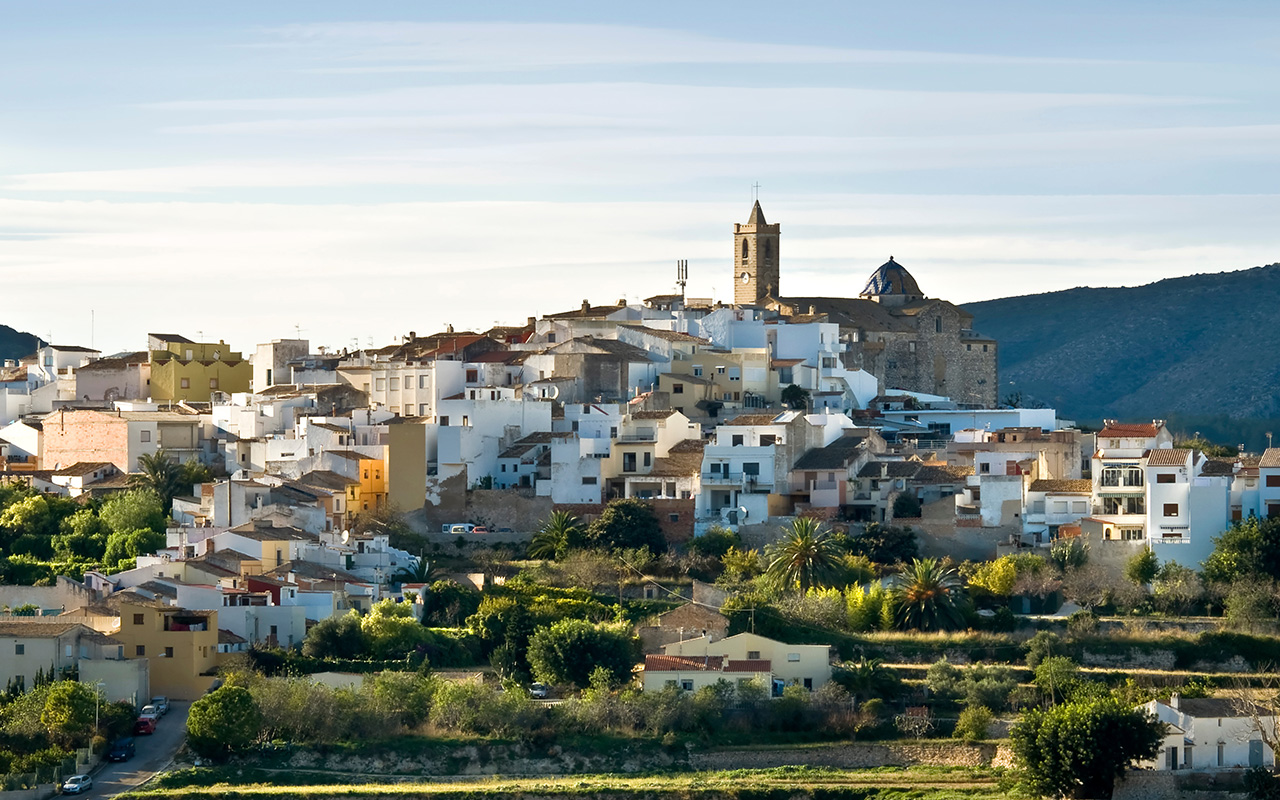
top-left (860, 256), bottom-right (922, 299)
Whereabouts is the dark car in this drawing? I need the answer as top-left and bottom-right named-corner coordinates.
top-left (133, 717), bottom-right (156, 735)
top-left (107, 737), bottom-right (136, 762)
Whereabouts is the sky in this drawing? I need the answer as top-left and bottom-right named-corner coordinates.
top-left (3, 1), bottom-right (1280, 355)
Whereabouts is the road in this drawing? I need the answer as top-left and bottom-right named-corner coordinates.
top-left (77, 701), bottom-right (189, 799)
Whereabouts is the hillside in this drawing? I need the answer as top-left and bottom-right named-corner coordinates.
top-left (964, 264), bottom-right (1280, 424)
top-left (0, 323), bottom-right (37, 364)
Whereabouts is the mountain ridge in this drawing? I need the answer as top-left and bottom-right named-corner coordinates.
top-left (963, 263), bottom-right (1280, 424)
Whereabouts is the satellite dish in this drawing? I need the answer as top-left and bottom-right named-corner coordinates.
top-left (341, 530), bottom-right (349, 544)
top-left (737, 506), bottom-right (749, 521)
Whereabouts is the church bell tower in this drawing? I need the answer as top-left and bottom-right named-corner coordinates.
top-left (733, 200), bottom-right (781, 305)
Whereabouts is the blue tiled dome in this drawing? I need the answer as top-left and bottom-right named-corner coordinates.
top-left (861, 257), bottom-right (922, 297)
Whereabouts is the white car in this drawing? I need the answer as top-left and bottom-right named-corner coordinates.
top-left (529, 682), bottom-right (549, 699)
top-left (63, 774), bottom-right (93, 794)
top-left (150, 696), bottom-right (169, 715)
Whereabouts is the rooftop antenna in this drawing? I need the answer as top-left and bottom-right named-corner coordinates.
top-left (676, 259), bottom-right (688, 300)
top-left (294, 323), bottom-right (306, 339)
top-left (90, 310), bottom-right (94, 351)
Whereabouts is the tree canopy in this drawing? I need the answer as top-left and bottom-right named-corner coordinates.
top-left (186, 685), bottom-right (262, 758)
top-left (584, 498), bottom-right (666, 554)
top-left (526, 618), bottom-right (637, 689)
top-left (1011, 694), bottom-right (1162, 799)
top-left (764, 517), bottom-right (842, 593)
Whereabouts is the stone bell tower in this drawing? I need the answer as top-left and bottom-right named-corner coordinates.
top-left (733, 200), bottom-right (780, 305)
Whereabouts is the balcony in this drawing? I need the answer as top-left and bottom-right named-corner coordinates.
top-left (617, 433), bottom-right (656, 443)
top-left (702, 471), bottom-right (743, 485)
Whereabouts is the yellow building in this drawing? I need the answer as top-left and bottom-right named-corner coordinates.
top-left (148, 333), bottom-right (252, 402)
top-left (659, 348), bottom-right (777, 416)
top-left (386, 419), bottom-right (427, 513)
top-left (112, 600), bottom-right (219, 700)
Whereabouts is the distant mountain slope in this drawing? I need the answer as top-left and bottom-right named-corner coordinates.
top-left (0, 324), bottom-right (38, 365)
top-left (964, 264), bottom-right (1280, 421)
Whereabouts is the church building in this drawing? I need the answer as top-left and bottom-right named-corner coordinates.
top-left (733, 201), bottom-right (999, 407)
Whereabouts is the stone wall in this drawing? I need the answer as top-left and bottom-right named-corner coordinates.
top-left (689, 741), bottom-right (1013, 771)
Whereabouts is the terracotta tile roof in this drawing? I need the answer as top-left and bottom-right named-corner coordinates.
top-left (0, 621), bottom-right (85, 637)
top-left (724, 413), bottom-right (783, 427)
top-left (644, 654), bottom-right (725, 672)
top-left (53, 462), bottom-right (115, 477)
top-left (725, 659), bottom-right (772, 672)
top-left (647, 439), bottom-right (707, 478)
top-left (1098, 423), bottom-right (1160, 438)
top-left (1201, 459), bottom-right (1237, 476)
top-left (911, 464), bottom-right (973, 484)
top-left (621, 326), bottom-right (710, 344)
top-left (468, 350), bottom-right (519, 363)
top-left (793, 438), bottom-right (866, 471)
top-left (218, 629), bottom-right (248, 644)
top-left (1261, 448), bottom-right (1280, 469)
top-left (632, 410), bottom-right (677, 420)
top-left (771, 358), bottom-right (805, 368)
top-left (1029, 479), bottom-right (1093, 493)
top-left (1146, 448), bottom-right (1192, 467)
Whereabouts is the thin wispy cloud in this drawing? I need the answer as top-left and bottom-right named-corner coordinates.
top-left (263, 22), bottom-right (1137, 72)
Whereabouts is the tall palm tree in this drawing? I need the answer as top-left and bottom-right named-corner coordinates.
top-left (893, 558), bottom-right (965, 632)
top-left (131, 449), bottom-right (182, 512)
top-left (763, 517), bottom-right (842, 593)
top-left (528, 510), bottom-right (583, 560)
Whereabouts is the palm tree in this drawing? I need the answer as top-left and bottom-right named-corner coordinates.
top-left (393, 554), bottom-right (437, 585)
top-left (763, 517), bottom-right (842, 593)
top-left (528, 510), bottom-right (583, 560)
top-left (131, 450), bottom-right (182, 511)
top-left (893, 558), bottom-right (965, 632)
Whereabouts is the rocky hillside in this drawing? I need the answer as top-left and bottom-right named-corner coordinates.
top-left (964, 264), bottom-right (1280, 423)
top-left (0, 323), bottom-right (37, 364)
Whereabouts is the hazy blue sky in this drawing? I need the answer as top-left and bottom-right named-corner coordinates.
top-left (3, 1), bottom-right (1279, 353)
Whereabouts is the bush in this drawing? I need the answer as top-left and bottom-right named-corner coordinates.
top-left (892, 493), bottom-right (922, 518)
top-left (686, 526), bottom-right (739, 559)
top-left (954, 705), bottom-right (993, 742)
top-left (526, 619), bottom-right (637, 689)
top-left (186, 686), bottom-right (261, 758)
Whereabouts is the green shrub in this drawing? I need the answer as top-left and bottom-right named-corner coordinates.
top-left (954, 705), bottom-right (993, 742)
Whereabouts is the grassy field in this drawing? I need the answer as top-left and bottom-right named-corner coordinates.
top-left (120, 765), bottom-right (1012, 800)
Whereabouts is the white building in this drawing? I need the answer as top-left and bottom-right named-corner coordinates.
top-left (1145, 448), bottom-right (1230, 569)
top-left (1142, 695), bottom-right (1274, 771)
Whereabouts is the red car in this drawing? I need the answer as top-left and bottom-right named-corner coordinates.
top-left (133, 717), bottom-right (156, 735)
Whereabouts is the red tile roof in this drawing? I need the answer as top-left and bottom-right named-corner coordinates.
top-left (725, 659), bottom-right (772, 672)
top-left (644, 654), bottom-right (724, 672)
top-left (1098, 423), bottom-right (1160, 438)
top-left (1146, 448), bottom-right (1192, 467)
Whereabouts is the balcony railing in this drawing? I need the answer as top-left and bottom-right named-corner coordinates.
top-left (790, 478), bottom-right (840, 492)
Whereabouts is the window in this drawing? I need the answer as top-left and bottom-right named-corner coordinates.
top-left (133, 613), bottom-right (145, 625)
top-left (1100, 465), bottom-right (1144, 487)
top-left (1218, 742), bottom-right (1225, 767)
top-left (760, 435), bottom-right (776, 446)
top-left (440, 416), bottom-right (449, 426)
top-left (732, 434), bottom-right (744, 447)
top-left (404, 377), bottom-right (413, 390)
top-left (1157, 473), bottom-right (1176, 484)
top-left (419, 404), bottom-right (428, 415)
top-left (693, 366), bottom-right (703, 377)
top-left (743, 462), bottom-right (760, 476)
top-left (1053, 501), bottom-right (1068, 513)
top-left (669, 513), bottom-right (679, 523)
top-left (501, 464), bottom-right (507, 472)
top-left (716, 365), bottom-right (726, 374)
top-left (935, 317), bottom-right (942, 333)
top-left (982, 344), bottom-right (989, 352)
top-left (787, 653), bottom-right (801, 662)
top-left (886, 360), bottom-right (897, 369)
top-left (164, 646), bottom-right (174, 658)
top-left (1121, 528), bottom-right (1144, 541)
top-left (643, 452), bottom-right (651, 467)
top-left (728, 368), bottom-right (740, 381)
top-left (681, 679), bottom-right (694, 691)
top-left (376, 378), bottom-right (386, 391)
top-left (1072, 501), bottom-right (1088, 513)
top-left (1164, 503), bottom-right (1179, 517)
top-left (1268, 475), bottom-right (1280, 488)
top-left (803, 678), bottom-right (813, 689)
top-left (908, 341), bottom-right (916, 353)
top-left (546, 333), bottom-right (556, 343)
top-left (979, 463), bottom-right (990, 474)
top-left (136, 645), bottom-right (146, 656)
top-left (140, 430), bottom-right (151, 443)
top-left (747, 650), bottom-right (761, 659)
top-left (673, 383), bottom-right (683, 394)
top-left (466, 369), bottom-right (478, 382)
top-left (14, 644), bottom-right (23, 655)
top-left (582, 477), bottom-right (597, 485)
top-left (741, 240), bottom-right (749, 261)
top-left (966, 344), bottom-right (972, 351)
top-left (623, 453), bottom-right (636, 472)
top-left (610, 427), bottom-right (618, 439)
top-left (419, 375), bottom-right (429, 389)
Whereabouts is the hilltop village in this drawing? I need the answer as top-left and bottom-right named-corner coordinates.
top-left (2, 204), bottom-right (1279, 798)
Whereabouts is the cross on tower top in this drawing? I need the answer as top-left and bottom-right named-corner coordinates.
top-left (751, 182), bottom-right (761, 201)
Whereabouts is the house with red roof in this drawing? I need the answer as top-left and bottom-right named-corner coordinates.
top-left (642, 631), bottom-right (831, 696)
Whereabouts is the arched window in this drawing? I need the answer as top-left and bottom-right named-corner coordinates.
top-left (764, 240), bottom-right (773, 263)
top-left (935, 317), bottom-right (942, 333)
top-left (741, 239), bottom-right (749, 261)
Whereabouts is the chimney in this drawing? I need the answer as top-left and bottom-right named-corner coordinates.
top-left (1170, 692), bottom-right (1180, 710)
top-left (446, 324), bottom-right (454, 334)
top-left (527, 317), bottom-right (536, 327)
top-left (581, 299), bottom-right (590, 312)
top-left (408, 331), bottom-right (416, 341)
top-left (809, 305), bottom-right (817, 315)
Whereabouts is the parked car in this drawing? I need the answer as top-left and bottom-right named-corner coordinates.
top-left (133, 717), bottom-right (156, 735)
top-left (139, 704), bottom-right (161, 721)
top-left (442, 523), bottom-right (476, 533)
top-left (106, 738), bottom-right (136, 762)
top-left (150, 696), bottom-right (169, 715)
top-left (471, 526), bottom-right (489, 534)
top-left (529, 682), bottom-right (549, 699)
top-left (62, 774), bottom-right (93, 794)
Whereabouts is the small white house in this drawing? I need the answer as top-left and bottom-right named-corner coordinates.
top-left (1141, 695), bottom-right (1276, 771)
